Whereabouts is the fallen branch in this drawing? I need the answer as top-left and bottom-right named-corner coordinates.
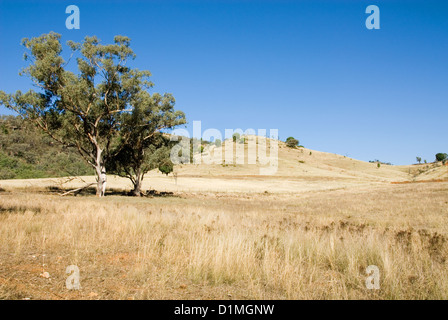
top-left (59, 183), bottom-right (95, 196)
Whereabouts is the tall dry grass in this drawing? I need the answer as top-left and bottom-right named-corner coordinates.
top-left (0, 182), bottom-right (447, 299)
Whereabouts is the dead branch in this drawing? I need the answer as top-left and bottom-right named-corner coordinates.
top-left (59, 183), bottom-right (95, 196)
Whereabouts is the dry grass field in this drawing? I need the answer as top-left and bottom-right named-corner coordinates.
top-left (1, 142), bottom-right (448, 300)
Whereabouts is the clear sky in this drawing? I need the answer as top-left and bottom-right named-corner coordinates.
top-left (0, 0), bottom-right (447, 165)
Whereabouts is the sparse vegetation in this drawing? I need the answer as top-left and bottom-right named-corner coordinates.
top-left (369, 159), bottom-right (392, 165)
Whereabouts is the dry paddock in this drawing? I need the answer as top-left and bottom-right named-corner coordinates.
top-left (0, 181), bottom-right (447, 299)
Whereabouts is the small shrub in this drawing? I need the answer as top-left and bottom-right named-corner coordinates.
top-left (286, 138), bottom-right (298, 148)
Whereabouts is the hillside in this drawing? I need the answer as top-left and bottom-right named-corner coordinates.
top-left (0, 116), bottom-right (93, 179)
top-left (173, 136), bottom-right (448, 182)
top-left (1, 134), bottom-right (447, 194)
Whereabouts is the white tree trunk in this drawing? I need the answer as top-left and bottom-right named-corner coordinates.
top-left (94, 147), bottom-right (107, 197)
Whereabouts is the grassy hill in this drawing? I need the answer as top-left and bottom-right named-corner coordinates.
top-left (0, 116), bottom-right (93, 179)
top-left (175, 136), bottom-right (448, 182)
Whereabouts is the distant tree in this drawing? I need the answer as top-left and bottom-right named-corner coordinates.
top-left (424, 159), bottom-right (427, 164)
top-left (232, 133), bottom-right (240, 142)
top-left (214, 139), bottom-right (222, 147)
top-left (286, 137), bottom-right (299, 148)
top-left (435, 153), bottom-right (448, 163)
top-left (416, 157), bottom-right (422, 164)
top-left (0, 32), bottom-right (150, 197)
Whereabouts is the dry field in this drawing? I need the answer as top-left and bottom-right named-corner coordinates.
top-left (1, 143), bottom-right (448, 300)
top-left (1, 180), bottom-right (447, 300)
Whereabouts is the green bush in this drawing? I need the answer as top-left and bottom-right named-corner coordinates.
top-left (435, 153), bottom-right (447, 162)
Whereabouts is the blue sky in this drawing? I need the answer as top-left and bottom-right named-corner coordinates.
top-left (0, 0), bottom-right (447, 165)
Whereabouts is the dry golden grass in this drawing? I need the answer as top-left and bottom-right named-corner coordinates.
top-left (1, 181), bottom-right (447, 300)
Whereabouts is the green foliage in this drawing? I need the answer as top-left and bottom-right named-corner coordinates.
top-left (286, 138), bottom-right (299, 148)
top-left (0, 32), bottom-right (189, 197)
top-left (416, 157), bottom-right (422, 164)
top-left (0, 33), bottom-right (154, 196)
top-left (158, 162), bottom-right (173, 176)
top-left (214, 139), bottom-right (222, 147)
top-left (109, 133), bottom-right (182, 194)
top-left (435, 153), bottom-right (447, 162)
top-left (286, 137), bottom-right (299, 148)
top-left (0, 116), bottom-right (92, 179)
top-left (232, 133), bottom-right (240, 142)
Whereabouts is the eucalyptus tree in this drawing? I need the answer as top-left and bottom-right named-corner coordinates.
top-left (109, 91), bottom-right (186, 196)
top-left (0, 32), bottom-right (151, 196)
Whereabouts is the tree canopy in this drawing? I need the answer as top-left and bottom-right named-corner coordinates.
top-left (436, 153), bottom-right (447, 163)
